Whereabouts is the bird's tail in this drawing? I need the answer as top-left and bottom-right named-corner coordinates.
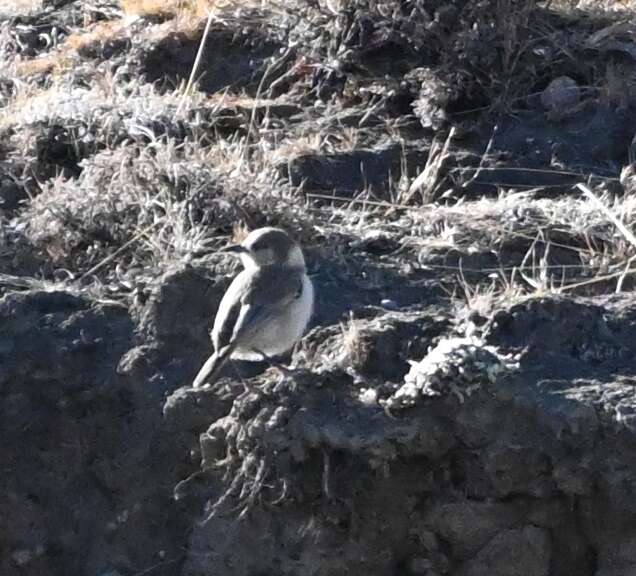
top-left (192, 345), bottom-right (234, 388)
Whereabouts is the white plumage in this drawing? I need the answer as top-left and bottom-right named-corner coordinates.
top-left (192, 227), bottom-right (314, 388)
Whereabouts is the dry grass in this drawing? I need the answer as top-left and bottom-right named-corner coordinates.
top-left (340, 312), bottom-right (371, 371)
top-left (15, 20), bottom-right (129, 77)
top-left (119, 0), bottom-right (205, 17)
top-left (571, 0), bottom-right (636, 13)
top-left (1, 0), bottom-right (635, 307)
top-left (0, 0), bottom-right (42, 17)
top-left (118, 0), bottom-right (253, 19)
top-left (13, 0), bottom-right (223, 79)
top-left (0, 67), bottom-right (314, 285)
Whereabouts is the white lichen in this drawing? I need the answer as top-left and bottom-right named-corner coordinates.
top-left (382, 336), bottom-right (518, 410)
top-left (358, 387), bottom-right (379, 406)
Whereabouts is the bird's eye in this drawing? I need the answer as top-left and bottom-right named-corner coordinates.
top-left (253, 242), bottom-right (268, 251)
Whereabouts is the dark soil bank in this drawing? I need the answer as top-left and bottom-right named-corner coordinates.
top-left (3, 0), bottom-right (636, 575)
top-left (3, 270), bottom-right (636, 576)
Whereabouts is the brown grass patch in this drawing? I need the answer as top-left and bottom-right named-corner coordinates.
top-left (119, 0), bottom-right (226, 18)
top-left (14, 0), bottom-right (241, 78)
top-left (15, 20), bottom-right (128, 77)
top-left (14, 56), bottom-right (60, 77)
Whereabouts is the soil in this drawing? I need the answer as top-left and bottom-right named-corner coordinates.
top-left (2, 0), bottom-right (636, 575)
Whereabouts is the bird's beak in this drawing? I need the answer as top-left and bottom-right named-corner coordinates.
top-left (220, 244), bottom-right (246, 255)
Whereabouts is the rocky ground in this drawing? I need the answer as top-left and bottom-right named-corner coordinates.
top-left (2, 0), bottom-right (636, 575)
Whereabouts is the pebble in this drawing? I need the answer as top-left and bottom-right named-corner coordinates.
top-left (541, 76), bottom-right (580, 111)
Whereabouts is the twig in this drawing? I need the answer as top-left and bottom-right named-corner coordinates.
top-left (557, 267), bottom-right (636, 293)
top-left (177, 9), bottom-right (216, 114)
top-left (616, 257), bottom-right (633, 293)
top-left (451, 166), bottom-right (619, 182)
top-left (78, 222), bottom-right (159, 281)
top-left (405, 127), bottom-right (455, 204)
top-left (461, 124), bottom-right (498, 189)
top-left (576, 183), bottom-right (636, 249)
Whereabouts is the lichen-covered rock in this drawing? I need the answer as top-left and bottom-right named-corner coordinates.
top-left (541, 76), bottom-right (580, 113)
top-left (383, 336), bottom-right (518, 409)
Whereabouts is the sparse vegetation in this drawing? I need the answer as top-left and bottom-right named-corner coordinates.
top-left (1, 0), bottom-right (635, 313)
top-left (3, 1), bottom-right (636, 574)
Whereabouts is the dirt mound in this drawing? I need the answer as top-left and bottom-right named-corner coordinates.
top-left (166, 298), bottom-right (636, 576)
top-left (2, 0), bottom-right (636, 574)
top-left (0, 289), bottom-right (193, 576)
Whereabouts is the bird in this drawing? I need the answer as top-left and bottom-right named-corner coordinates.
top-left (192, 227), bottom-right (314, 389)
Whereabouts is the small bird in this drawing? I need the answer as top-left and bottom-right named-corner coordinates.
top-left (192, 227), bottom-right (314, 388)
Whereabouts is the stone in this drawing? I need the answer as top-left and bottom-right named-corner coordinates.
top-left (541, 76), bottom-right (580, 112)
top-left (425, 501), bottom-right (522, 559)
top-left (460, 526), bottom-right (551, 576)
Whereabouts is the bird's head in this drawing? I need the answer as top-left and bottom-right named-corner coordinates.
top-left (223, 227), bottom-right (305, 270)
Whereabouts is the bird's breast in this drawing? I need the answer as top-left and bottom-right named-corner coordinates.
top-left (232, 273), bottom-right (314, 360)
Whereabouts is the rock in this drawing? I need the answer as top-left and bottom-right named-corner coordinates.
top-left (596, 535), bottom-right (636, 576)
top-left (11, 548), bottom-right (38, 566)
top-left (138, 265), bottom-right (224, 346)
top-left (425, 501), bottom-right (522, 559)
top-left (482, 441), bottom-right (554, 498)
top-left (140, 26), bottom-right (279, 95)
top-left (486, 298), bottom-right (629, 373)
top-left (460, 526), bottom-right (551, 576)
top-left (408, 557), bottom-right (435, 574)
top-left (0, 289), bottom-right (192, 576)
top-left (6, 283), bottom-right (636, 576)
top-left (0, 176), bottom-right (27, 212)
top-left (137, 265), bottom-right (230, 388)
top-left (540, 76), bottom-right (580, 112)
top-left (304, 308), bottom-right (449, 380)
top-left (174, 295), bottom-right (636, 575)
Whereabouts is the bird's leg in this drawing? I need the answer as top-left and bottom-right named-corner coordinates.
top-left (230, 361), bottom-right (252, 395)
top-left (252, 348), bottom-right (293, 376)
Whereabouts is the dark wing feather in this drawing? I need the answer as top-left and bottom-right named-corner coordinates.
top-left (193, 267), bottom-right (303, 388)
top-left (213, 291), bottom-right (243, 352)
top-left (219, 266), bottom-right (303, 349)
top-left (211, 270), bottom-right (253, 352)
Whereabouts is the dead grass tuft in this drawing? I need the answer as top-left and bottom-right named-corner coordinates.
top-left (119, 0), bottom-right (214, 18)
top-left (15, 20), bottom-right (128, 77)
top-left (340, 313), bottom-right (371, 371)
top-left (2, 0), bottom-right (635, 307)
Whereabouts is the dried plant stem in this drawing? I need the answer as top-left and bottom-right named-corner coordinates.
top-left (462, 124), bottom-right (498, 189)
top-left (406, 127), bottom-right (455, 204)
top-left (78, 222), bottom-right (159, 281)
top-left (576, 183), bottom-right (636, 249)
top-left (557, 267), bottom-right (636, 293)
top-left (576, 183), bottom-right (636, 293)
top-left (177, 8), bottom-right (215, 114)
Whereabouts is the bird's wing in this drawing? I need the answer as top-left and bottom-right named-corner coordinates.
top-left (212, 267), bottom-right (303, 353)
top-left (194, 268), bottom-right (304, 388)
top-left (212, 270), bottom-right (251, 353)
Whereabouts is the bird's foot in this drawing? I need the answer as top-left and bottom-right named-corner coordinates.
top-left (230, 362), bottom-right (255, 396)
top-left (251, 348), bottom-right (294, 376)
